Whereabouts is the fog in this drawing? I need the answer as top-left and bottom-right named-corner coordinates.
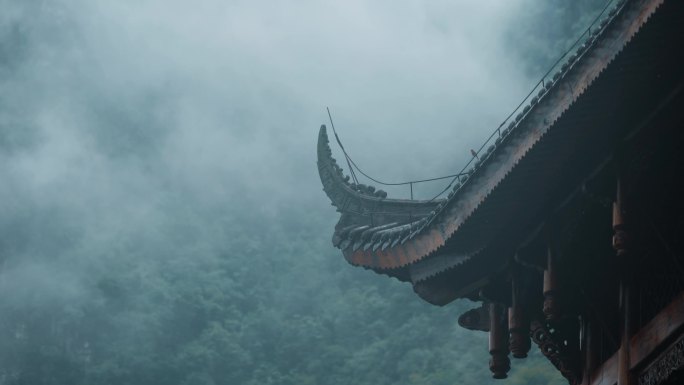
top-left (0, 1), bottom-right (604, 384)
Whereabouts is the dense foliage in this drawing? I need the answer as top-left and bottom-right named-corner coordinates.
top-left (0, 204), bottom-right (564, 385)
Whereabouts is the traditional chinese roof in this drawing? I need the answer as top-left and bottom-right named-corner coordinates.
top-left (318, 0), bottom-right (680, 305)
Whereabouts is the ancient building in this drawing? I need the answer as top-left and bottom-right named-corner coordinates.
top-left (316, 0), bottom-right (684, 384)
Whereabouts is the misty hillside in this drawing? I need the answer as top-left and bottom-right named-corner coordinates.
top-left (0, 1), bottom-right (606, 384)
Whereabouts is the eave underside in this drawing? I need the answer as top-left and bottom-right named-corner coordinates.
top-left (409, 0), bottom-right (683, 305)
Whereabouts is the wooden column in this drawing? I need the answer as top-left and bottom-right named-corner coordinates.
top-left (612, 178), bottom-right (628, 258)
top-left (618, 282), bottom-right (633, 385)
top-left (489, 303), bottom-right (511, 379)
top-left (543, 244), bottom-right (561, 321)
top-left (581, 317), bottom-right (598, 385)
top-left (509, 272), bottom-right (531, 358)
top-left (613, 176), bottom-right (633, 385)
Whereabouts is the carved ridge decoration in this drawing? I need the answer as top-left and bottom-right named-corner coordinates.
top-left (530, 319), bottom-right (581, 385)
top-left (638, 336), bottom-right (684, 385)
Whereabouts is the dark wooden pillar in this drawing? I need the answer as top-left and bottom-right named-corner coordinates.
top-left (614, 176), bottom-right (634, 385)
top-left (618, 282), bottom-right (633, 385)
top-left (489, 303), bottom-right (511, 379)
top-left (543, 244), bottom-right (561, 321)
top-left (581, 317), bottom-right (597, 385)
top-left (509, 272), bottom-right (531, 358)
top-left (612, 177), bottom-right (628, 258)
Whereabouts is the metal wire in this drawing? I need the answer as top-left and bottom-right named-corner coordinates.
top-left (329, 0), bottom-right (621, 205)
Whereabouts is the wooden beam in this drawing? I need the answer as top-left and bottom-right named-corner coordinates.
top-left (630, 291), bottom-right (684, 368)
top-left (589, 291), bottom-right (684, 385)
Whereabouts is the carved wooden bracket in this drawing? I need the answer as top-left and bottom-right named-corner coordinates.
top-left (531, 318), bottom-right (581, 385)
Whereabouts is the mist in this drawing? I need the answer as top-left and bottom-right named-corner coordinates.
top-left (0, 1), bottom-right (604, 384)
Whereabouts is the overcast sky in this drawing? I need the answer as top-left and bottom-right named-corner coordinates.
top-left (0, 4), bottom-right (608, 382)
top-left (1, 0), bottom-right (545, 209)
top-left (0, 1), bottom-right (604, 382)
top-left (0, 0), bottom-right (566, 326)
